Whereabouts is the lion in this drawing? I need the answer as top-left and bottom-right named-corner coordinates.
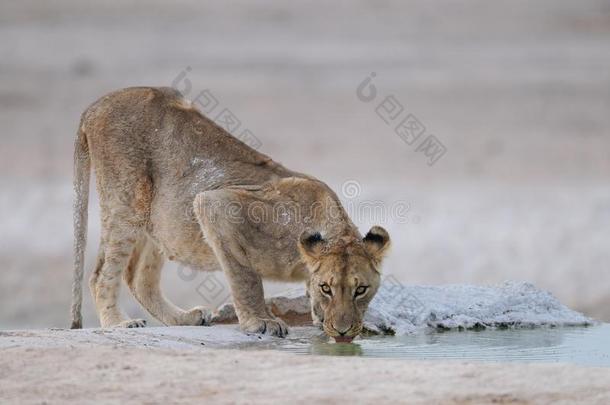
top-left (70, 86), bottom-right (390, 341)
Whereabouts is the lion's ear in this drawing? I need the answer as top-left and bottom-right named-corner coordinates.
top-left (363, 226), bottom-right (390, 264)
top-left (299, 229), bottom-right (326, 263)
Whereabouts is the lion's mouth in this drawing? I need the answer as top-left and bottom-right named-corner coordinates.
top-left (323, 324), bottom-right (362, 343)
top-left (333, 336), bottom-right (354, 343)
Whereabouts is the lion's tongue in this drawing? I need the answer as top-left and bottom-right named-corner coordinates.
top-left (334, 336), bottom-right (354, 343)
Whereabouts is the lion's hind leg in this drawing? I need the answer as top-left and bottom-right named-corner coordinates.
top-left (88, 240), bottom-right (147, 327)
top-left (124, 234), bottom-right (212, 326)
top-left (91, 222), bottom-right (147, 328)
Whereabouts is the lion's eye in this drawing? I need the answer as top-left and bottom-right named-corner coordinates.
top-left (319, 283), bottom-right (332, 295)
top-left (354, 286), bottom-right (368, 297)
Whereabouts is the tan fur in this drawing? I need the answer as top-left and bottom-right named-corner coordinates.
top-left (71, 86), bottom-right (390, 338)
top-left (299, 226), bottom-right (390, 338)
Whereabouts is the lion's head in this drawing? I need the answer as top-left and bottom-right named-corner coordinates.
top-left (298, 226), bottom-right (390, 342)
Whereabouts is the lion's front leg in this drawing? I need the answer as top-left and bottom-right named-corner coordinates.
top-left (193, 189), bottom-right (289, 337)
top-left (223, 259), bottom-right (288, 337)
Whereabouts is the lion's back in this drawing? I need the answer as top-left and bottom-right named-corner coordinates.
top-left (80, 86), bottom-right (184, 144)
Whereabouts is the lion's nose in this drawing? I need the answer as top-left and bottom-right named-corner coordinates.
top-left (333, 324), bottom-right (353, 336)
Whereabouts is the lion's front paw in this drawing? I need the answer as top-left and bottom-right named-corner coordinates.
top-left (182, 306), bottom-right (212, 326)
top-left (241, 316), bottom-right (289, 338)
top-left (117, 319), bottom-right (147, 328)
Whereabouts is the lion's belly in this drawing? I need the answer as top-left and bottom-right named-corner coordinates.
top-left (148, 193), bottom-right (221, 272)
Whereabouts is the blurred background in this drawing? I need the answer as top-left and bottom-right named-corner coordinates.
top-left (1, 0), bottom-right (609, 328)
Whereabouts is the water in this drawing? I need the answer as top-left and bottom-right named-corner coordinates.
top-left (257, 324), bottom-right (610, 367)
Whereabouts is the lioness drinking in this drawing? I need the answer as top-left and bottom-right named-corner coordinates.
top-left (71, 87), bottom-right (390, 342)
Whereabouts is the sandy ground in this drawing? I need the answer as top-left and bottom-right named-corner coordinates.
top-left (1, 327), bottom-right (610, 404)
top-left (1, 0), bottom-right (609, 329)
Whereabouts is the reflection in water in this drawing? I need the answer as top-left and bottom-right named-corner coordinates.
top-left (271, 324), bottom-right (610, 367)
top-left (309, 341), bottom-right (364, 356)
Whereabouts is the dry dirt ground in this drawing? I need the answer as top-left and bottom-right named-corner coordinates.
top-left (1, 327), bottom-right (609, 404)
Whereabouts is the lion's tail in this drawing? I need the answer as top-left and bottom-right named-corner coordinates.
top-left (71, 124), bottom-right (90, 329)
